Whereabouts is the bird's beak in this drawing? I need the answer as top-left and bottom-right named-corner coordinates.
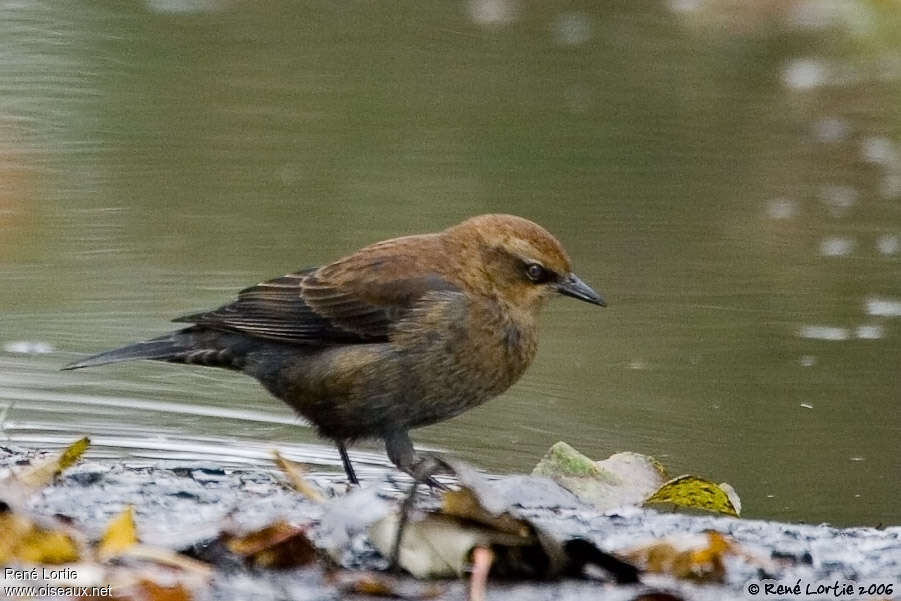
top-left (557, 273), bottom-right (606, 306)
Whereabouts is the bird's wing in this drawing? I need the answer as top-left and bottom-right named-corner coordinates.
top-left (173, 262), bottom-right (459, 345)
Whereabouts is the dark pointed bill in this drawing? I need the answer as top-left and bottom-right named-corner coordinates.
top-left (557, 273), bottom-right (606, 306)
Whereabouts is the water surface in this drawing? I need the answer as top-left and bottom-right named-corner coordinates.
top-left (1, 0), bottom-right (898, 526)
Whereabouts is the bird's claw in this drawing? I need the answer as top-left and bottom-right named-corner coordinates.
top-left (424, 475), bottom-right (448, 491)
top-left (409, 452), bottom-right (450, 491)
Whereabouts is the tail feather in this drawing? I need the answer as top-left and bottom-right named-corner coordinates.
top-left (62, 333), bottom-right (192, 370)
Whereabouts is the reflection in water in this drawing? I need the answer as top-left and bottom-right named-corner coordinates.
top-left (867, 297), bottom-right (901, 317)
top-left (783, 57), bottom-right (829, 91)
top-left (818, 236), bottom-right (855, 257)
top-left (3, 341), bottom-right (55, 354)
top-left (798, 326), bottom-right (850, 341)
top-left (0, 1), bottom-right (898, 526)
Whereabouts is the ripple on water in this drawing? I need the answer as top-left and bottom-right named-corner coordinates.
top-left (4, 427), bottom-right (397, 476)
top-left (0, 360), bottom-right (357, 474)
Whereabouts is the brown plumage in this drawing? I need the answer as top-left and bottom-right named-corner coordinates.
top-left (64, 214), bottom-right (605, 483)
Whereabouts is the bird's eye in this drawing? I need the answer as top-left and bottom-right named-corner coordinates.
top-left (525, 263), bottom-right (546, 282)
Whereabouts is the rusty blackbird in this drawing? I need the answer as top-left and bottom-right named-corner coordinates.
top-left (64, 214), bottom-right (605, 483)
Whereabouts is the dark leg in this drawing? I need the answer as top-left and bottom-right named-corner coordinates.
top-left (390, 478), bottom-right (420, 572)
top-left (384, 430), bottom-right (447, 490)
top-left (337, 441), bottom-right (359, 485)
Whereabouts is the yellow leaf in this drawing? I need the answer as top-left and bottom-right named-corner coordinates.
top-left (622, 531), bottom-right (733, 583)
top-left (17, 530), bottom-right (80, 564)
top-left (644, 475), bottom-right (741, 517)
top-left (0, 513), bottom-right (80, 564)
top-left (57, 437), bottom-right (90, 471)
top-left (13, 437), bottom-right (90, 492)
top-left (98, 505), bottom-right (137, 558)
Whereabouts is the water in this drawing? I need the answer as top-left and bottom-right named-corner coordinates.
top-left (0, 1), bottom-right (898, 527)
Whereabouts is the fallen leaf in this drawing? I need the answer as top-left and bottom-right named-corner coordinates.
top-left (622, 531), bottom-right (734, 583)
top-left (98, 506), bottom-right (137, 559)
top-left (119, 578), bottom-right (193, 601)
top-left (370, 460), bottom-right (640, 584)
top-left (369, 512), bottom-right (511, 578)
top-left (273, 450), bottom-right (325, 504)
top-left (118, 545), bottom-right (212, 576)
top-left (96, 508), bottom-right (212, 576)
top-left (328, 571), bottom-right (443, 599)
top-left (224, 521), bottom-right (317, 569)
top-left (644, 476), bottom-right (741, 517)
top-left (0, 512), bottom-right (80, 563)
top-left (7, 437), bottom-right (90, 493)
top-left (533, 443), bottom-right (667, 511)
top-left (441, 487), bottom-right (531, 537)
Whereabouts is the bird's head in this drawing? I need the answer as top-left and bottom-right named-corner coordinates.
top-left (445, 214), bottom-right (605, 314)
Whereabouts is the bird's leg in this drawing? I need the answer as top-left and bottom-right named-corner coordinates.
top-left (389, 478), bottom-right (420, 572)
top-left (384, 430), bottom-right (447, 490)
top-left (336, 441), bottom-right (359, 485)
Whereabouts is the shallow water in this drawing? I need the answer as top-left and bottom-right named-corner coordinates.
top-left (0, 1), bottom-right (898, 526)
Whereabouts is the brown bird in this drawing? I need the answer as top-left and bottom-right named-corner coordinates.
top-left (64, 214), bottom-right (605, 483)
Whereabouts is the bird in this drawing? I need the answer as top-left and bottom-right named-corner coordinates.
top-left (63, 214), bottom-right (605, 484)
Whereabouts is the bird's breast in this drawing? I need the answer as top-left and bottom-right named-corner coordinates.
top-left (388, 293), bottom-right (538, 426)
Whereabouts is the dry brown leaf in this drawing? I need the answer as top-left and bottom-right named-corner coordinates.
top-left (328, 571), bottom-right (443, 599)
top-left (224, 521), bottom-right (317, 569)
top-left (441, 488), bottom-right (531, 537)
top-left (114, 578), bottom-right (193, 601)
top-left (622, 531), bottom-right (733, 582)
top-left (371, 461), bottom-right (639, 583)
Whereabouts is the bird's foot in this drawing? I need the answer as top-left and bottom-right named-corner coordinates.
top-left (385, 431), bottom-right (451, 491)
top-left (388, 454), bottom-right (449, 572)
top-left (408, 452), bottom-right (450, 491)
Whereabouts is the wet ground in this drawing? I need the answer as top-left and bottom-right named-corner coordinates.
top-left (2, 446), bottom-right (898, 601)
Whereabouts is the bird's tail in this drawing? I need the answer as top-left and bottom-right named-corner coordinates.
top-left (62, 331), bottom-right (195, 370)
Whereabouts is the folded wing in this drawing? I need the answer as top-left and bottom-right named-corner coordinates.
top-left (174, 261), bottom-right (459, 346)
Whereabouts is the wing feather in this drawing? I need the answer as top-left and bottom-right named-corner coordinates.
top-left (172, 262), bottom-right (458, 346)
